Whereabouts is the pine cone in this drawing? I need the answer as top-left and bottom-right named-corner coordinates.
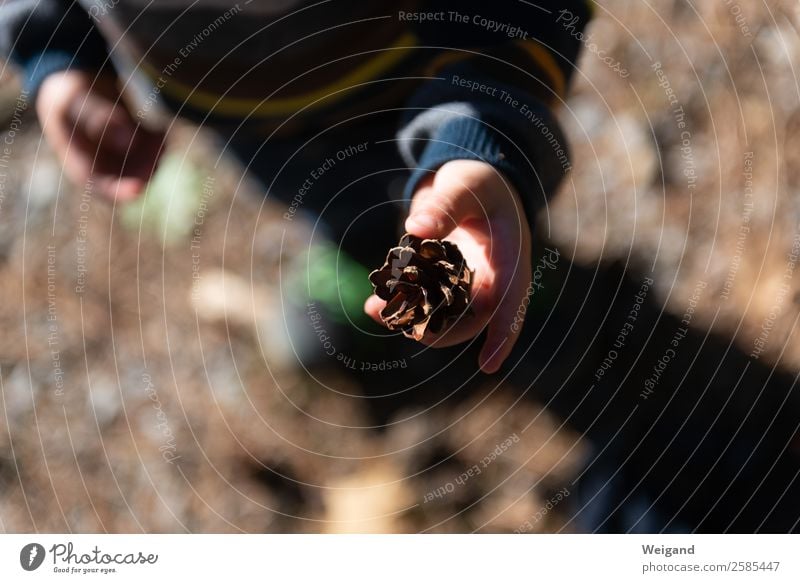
top-left (369, 233), bottom-right (473, 340)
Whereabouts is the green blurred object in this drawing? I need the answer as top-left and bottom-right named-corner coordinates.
top-left (121, 153), bottom-right (208, 246)
top-left (286, 241), bottom-right (372, 326)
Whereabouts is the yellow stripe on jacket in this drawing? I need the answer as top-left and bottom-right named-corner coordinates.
top-left (141, 32), bottom-right (418, 118)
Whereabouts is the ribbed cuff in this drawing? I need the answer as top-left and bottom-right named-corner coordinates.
top-left (402, 115), bottom-right (540, 225)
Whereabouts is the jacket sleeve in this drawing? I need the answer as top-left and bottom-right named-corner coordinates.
top-left (398, 0), bottom-right (591, 223)
top-left (0, 0), bottom-right (109, 97)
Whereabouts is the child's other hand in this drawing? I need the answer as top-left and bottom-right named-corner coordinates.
top-left (36, 70), bottom-right (164, 201)
top-left (365, 160), bottom-right (532, 374)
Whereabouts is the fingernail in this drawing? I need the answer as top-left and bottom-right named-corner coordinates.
top-left (478, 350), bottom-right (490, 370)
top-left (478, 349), bottom-right (500, 374)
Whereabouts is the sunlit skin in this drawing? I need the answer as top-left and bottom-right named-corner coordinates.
top-left (364, 159), bottom-right (532, 374)
top-left (36, 70), bottom-right (164, 201)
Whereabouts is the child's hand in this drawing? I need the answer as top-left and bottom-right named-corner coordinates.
top-left (365, 159), bottom-right (532, 374)
top-left (36, 70), bottom-right (164, 201)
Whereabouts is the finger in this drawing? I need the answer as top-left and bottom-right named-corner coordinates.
top-left (94, 175), bottom-right (146, 201)
top-left (126, 127), bottom-right (166, 181)
top-left (405, 174), bottom-right (487, 240)
top-left (70, 92), bottom-right (131, 147)
top-left (478, 233), bottom-right (532, 374)
top-left (478, 278), bottom-right (530, 373)
top-left (94, 127), bottom-right (165, 200)
top-left (100, 108), bottom-right (138, 152)
top-left (58, 97), bottom-right (132, 185)
top-left (364, 294), bottom-right (386, 325)
top-left (40, 106), bottom-right (94, 185)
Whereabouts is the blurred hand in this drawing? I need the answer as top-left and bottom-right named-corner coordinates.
top-left (36, 70), bottom-right (164, 201)
top-left (365, 159), bottom-right (532, 374)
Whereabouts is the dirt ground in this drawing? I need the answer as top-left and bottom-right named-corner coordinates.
top-left (1, 0), bottom-right (799, 533)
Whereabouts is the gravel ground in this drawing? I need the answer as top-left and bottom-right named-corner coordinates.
top-left (1, 0), bottom-right (799, 533)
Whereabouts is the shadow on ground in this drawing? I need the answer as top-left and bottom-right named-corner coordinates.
top-left (348, 233), bottom-right (800, 533)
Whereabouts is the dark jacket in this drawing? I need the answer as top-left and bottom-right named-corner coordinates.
top-left (1, 0), bottom-right (591, 218)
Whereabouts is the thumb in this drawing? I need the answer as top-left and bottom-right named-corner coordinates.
top-left (405, 166), bottom-right (489, 239)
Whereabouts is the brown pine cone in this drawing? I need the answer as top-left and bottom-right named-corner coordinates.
top-left (369, 233), bottom-right (473, 340)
